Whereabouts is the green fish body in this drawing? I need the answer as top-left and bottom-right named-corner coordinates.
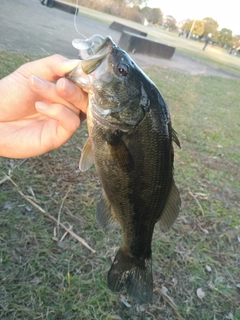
top-left (68, 36), bottom-right (181, 303)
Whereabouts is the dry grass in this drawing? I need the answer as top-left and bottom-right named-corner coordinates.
top-left (0, 51), bottom-right (240, 320)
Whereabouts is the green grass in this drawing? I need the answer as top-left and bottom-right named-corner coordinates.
top-left (177, 46), bottom-right (240, 78)
top-left (0, 50), bottom-right (240, 320)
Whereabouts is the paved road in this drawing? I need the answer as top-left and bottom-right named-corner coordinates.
top-left (0, 0), bottom-right (121, 57)
top-left (1, 0), bottom-right (239, 79)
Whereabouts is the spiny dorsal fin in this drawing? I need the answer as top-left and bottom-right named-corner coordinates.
top-left (172, 128), bottom-right (181, 148)
top-left (96, 192), bottom-right (118, 231)
top-left (79, 137), bottom-right (94, 171)
top-left (159, 180), bottom-right (181, 232)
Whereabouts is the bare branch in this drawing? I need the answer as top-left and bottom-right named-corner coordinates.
top-left (4, 174), bottom-right (96, 254)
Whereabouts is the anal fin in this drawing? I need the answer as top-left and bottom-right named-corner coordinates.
top-left (159, 180), bottom-right (181, 232)
top-left (96, 192), bottom-right (118, 231)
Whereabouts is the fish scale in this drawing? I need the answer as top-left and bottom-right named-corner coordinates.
top-left (68, 35), bottom-right (181, 303)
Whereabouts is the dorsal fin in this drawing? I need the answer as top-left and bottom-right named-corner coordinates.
top-left (172, 128), bottom-right (181, 148)
top-left (79, 137), bottom-right (94, 171)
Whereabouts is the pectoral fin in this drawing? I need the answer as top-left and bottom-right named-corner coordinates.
top-left (79, 137), bottom-right (94, 171)
top-left (159, 181), bottom-right (181, 232)
top-left (105, 131), bottom-right (134, 172)
top-left (96, 192), bottom-right (118, 231)
top-left (110, 142), bottom-right (134, 172)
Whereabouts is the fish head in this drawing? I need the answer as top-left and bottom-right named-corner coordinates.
top-left (68, 36), bottom-right (151, 130)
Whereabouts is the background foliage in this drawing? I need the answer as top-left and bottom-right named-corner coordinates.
top-left (65, 0), bottom-right (240, 48)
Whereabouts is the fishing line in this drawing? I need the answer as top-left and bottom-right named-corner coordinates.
top-left (74, 0), bottom-right (86, 39)
top-left (72, 1), bottom-right (104, 57)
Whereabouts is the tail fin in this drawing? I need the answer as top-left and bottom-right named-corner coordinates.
top-left (107, 248), bottom-right (153, 303)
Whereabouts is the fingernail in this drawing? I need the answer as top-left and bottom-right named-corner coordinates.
top-left (36, 101), bottom-right (48, 111)
top-left (30, 75), bottom-right (47, 90)
top-left (60, 78), bottom-right (75, 95)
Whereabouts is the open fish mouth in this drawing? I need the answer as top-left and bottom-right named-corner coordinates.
top-left (71, 35), bottom-right (115, 74)
top-left (67, 36), bottom-right (115, 90)
top-left (81, 36), bottom-right (114, 74)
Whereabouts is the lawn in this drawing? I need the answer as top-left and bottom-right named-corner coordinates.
top-left (0, 47), bottom-right (239, 320)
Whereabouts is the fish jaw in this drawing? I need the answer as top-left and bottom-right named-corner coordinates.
top-left (67, 62), bottom-right (92, 92)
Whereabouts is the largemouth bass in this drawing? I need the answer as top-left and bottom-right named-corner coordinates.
top-left (68, 36), bottom-right (181, 303)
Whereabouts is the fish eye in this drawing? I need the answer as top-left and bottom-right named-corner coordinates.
top-left (116, 63), bottom-right (128, 77)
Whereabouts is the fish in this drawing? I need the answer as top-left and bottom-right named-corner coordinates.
top-left (67, 36), bottom-right (181, 303)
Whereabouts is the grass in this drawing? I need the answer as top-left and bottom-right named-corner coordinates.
top-left (0, 49), bottom-right (240, 320)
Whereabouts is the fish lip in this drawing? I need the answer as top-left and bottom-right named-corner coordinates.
top-left (88, 36), bottom-right (115, 57)
top-left (81, 36), bottom-right (115, 74)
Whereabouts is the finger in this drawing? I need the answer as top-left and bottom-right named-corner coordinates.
top-left (56, 78), bottom-right (88, 114)
top-left (35, 102), bottom-right (81, 137)
top-left (19, 55), bottom-right (80, 82)
top-left (29, 75), bottom-right (80, 115)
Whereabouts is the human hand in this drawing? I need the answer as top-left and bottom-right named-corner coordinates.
top-left (0, 54), bottom-right (88, 158)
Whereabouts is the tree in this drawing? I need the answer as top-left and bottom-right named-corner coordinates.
top-left (141, 6), bottom-right (163, 25)
top-left (151, 8), bottom-right (163, 25)
top-left (125, 0), bottom-right (148, 6)
top-left (141, 6), bottom-right (152, 21)
top-left (202, 17), bottom-right (219, 38)
top-left (163, 15), bottom-right (177, 31)
top-left (113, 0), bottom-right (148, 7)
top-left (210, 30), bottom-right (220, 43)
top-left (184, 20), bottom-right (204, 36)
top-left (202, 17), bottom-right (220, 43)
top-left (232, 36), bottom-right (240, 49)
top-left (218, 28), bottom-right (233, 47)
